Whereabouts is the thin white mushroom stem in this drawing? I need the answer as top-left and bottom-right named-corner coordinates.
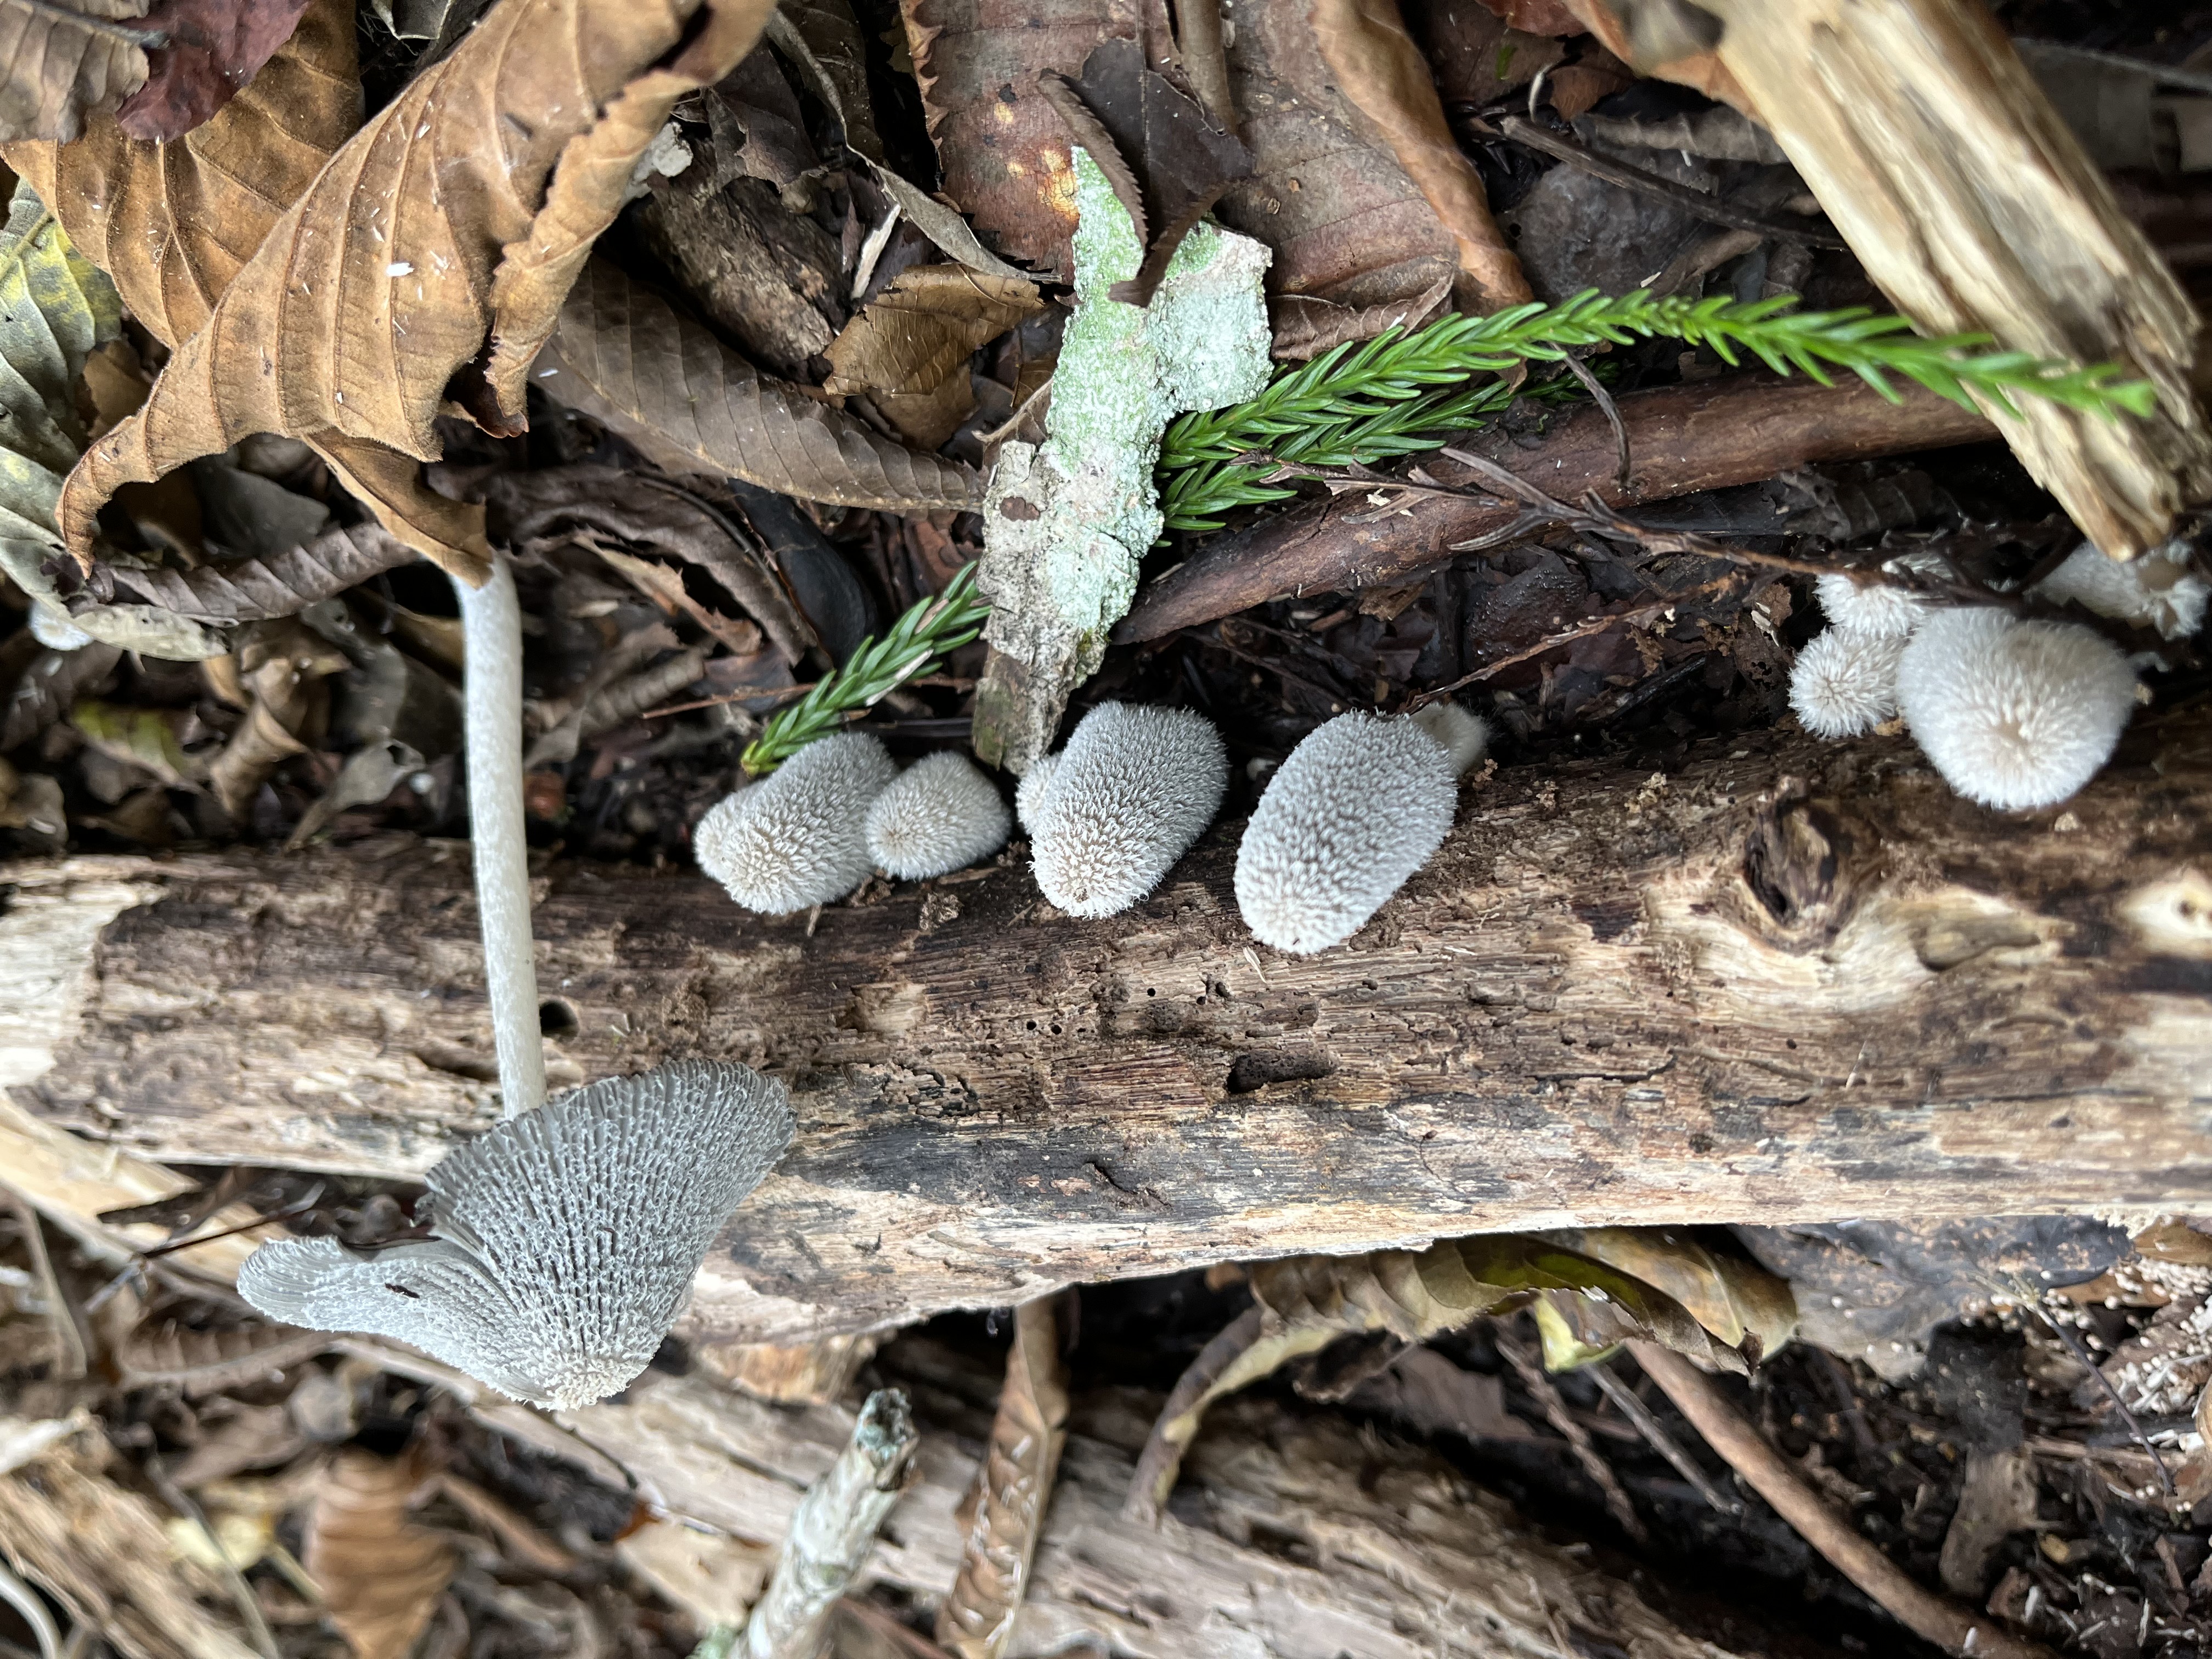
top-left (454, 556), bottom-right (547, 1121)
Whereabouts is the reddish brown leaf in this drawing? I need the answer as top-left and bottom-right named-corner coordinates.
top-left (1310, 0), bottom-right (1529, 310)
top-left (115, 0), bottom-right (314, 140)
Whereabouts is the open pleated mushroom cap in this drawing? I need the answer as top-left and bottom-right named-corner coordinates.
top-left (238, 1059), bottom-right (795, 1409)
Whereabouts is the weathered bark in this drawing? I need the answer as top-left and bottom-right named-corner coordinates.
top-left (1120, 371), bottom-right (1996, 642)
top-left (5, 721), bottom-right (2210, 1346)
top-left (1597, 0), bottom-right (2212, 560)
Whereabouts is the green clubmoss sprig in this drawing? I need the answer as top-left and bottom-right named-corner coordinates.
top-left (1158, 289), bottom-right (2158, 536)
top-left (741, 562), bottom-right (988, 776)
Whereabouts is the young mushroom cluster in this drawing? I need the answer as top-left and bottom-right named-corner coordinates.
top-left (1788, 542), bottom-right (2183, 811)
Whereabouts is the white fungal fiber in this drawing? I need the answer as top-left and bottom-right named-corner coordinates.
top-left (1235, 712), bottom-right (1460, 955)
top-left (1027, 702), bottom-right (1227, 917)
top-left (695, 732), bottom-right (897, 913)
top-left (1789, 628), bottom-right (1905, 739)
top-left (1895, 608), bottom-right (2138, 811)
top-left (1409, 701), bottom-right (1490, 776)
top-left (2031, 541), bottom-right (2208, 642)
top-left (865, 751), bottom-right (1012, 880)
top-left (1815, 570), bottom-right (1931, 640)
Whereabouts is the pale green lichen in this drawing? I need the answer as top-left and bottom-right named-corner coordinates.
top-left (974, 149), bottom-right (1271, 772)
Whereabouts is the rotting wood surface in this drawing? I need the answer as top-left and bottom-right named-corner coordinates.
top-left (4, 720), bottom-right (2210, 1346)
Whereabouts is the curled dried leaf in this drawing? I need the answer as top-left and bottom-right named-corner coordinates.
top-left (115, 1322), bottom-right (331, 1392)
top-left (58, 0), bottom-right (778, 578)
top-left (1124, 1231), bottom-right (1779, 1522)
top-left (115, 0), bottom-right (317, 141)
top-left (108, 523), bottom-right (417, 623)
top-left (533, 257), bottom-right (984, 512)
top-left (824, 265), bottom-right (1041, 450)
top-left (305, 1449), bottom-right (454, 1659)
top-left (937, 1296), bottom-right (1070, 1659)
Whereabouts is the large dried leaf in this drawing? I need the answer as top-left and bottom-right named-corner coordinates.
top-left (57, 0), bottom-right (778, 579)
top-left (534, 257), bottom-right (984, 511)
top-left (3, 0), bottom-right (360, 349)
top-left (0, 0), bottom-right (155, 142)
top-left (116, 0), bottom-right (317, 140)
top-left (1124, 1231), bottom-right (1786, 1522)
top-left (824, 264), bottom-right (1041, 449)
top-left (1213, 0), bottom-right (1458, 318)
top-left (1308, 0), bottom-right (1528, 309)
top-left (109, 522), bottom-right (417, 622)
top-left (305, 1449), bottom-right (455, 1659)
top-left (902, 0), bottom-right (1138, 279)
top-left (937, 1296), bottom-right (1069, 1659)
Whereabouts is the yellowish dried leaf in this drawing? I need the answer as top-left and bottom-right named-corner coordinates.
top-left (57, 0), bottom-right (776, 580)
top-left (824, 266), bottom-right (1040, 451)
top-left (305, 1448), bottom-right (455, 1659)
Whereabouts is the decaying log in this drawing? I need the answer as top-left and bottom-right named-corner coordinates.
top-left (1119, 371), bottom-right (1995, 642)
top-left (1597, 0), bottom-right (2212, 560)
top-left (5, 718), bottom-right (2209, 1345)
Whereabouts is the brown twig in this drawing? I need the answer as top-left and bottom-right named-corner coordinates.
top-left (1629, 1342), bottom-right (2058, 1659)
top-left (1496, 1326), bottom-right (1649, 1545)
top-left (1497, 117), bottom-right (1846, 250)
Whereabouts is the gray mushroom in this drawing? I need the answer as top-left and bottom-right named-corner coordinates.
top-left (237, 1060), bottom-right (792, 1408)
top-left (237, 556), bottom-right (794, 1407)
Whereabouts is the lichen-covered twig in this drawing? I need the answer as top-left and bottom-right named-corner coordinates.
top-left (743, 1389), bottom-right (921, 1659)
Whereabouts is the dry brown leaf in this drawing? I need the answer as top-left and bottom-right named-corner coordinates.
top-left (57, 0), bottom-right (778, 580)
top-left (937, 1296), bottom-right (1069, 1659)
top-left (204, 616), bottom-right (347, 816)
top-left (825, 265), bottom-right (1041, 450)
top-left (1310, 0), bottom-right (1530, 311)
top-left (0, 0), bottom-right (156, 142)
top-left (306, 1448), bottom-right (455, 1659)
top-left (116, 0), bottom-right (318, 140)
top-left (109, 521), bottom-right (417, 622)
top-left (533, 257), bottom-right (985, 512)
top-left (1554, 0), bottom-right (1754, 112)
top-left (2, 0), bottom-right (361, 349)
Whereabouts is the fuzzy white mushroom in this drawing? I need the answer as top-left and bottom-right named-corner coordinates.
top-left (865, 751), bottom-right (1011, 879)
top-left (1409, 701), bottom-right (1490, 776)
top-left (2031, 541), bottom-right (2208, 642)
top-left (1235, 710), bottom-right (1463, 955)
top-left (1789, 627), bottom-right (1905, 739)
top-left (1014, 749), bottom-right (1062, 836)
top-left (696, 731), bottom-right (897, 914)
top-left (1895, 607), bottom-right (2137, 811)
top-left (1027, 702), bottom-right (1227, 918)
top-left (1815, 570), bottom-right (1930, 640)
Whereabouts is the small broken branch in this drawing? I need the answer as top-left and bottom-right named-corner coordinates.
top-left (742, 1389), bottom-right (921, 1659)
top-left (1629, 1342), bottom-right (2055, 1659)
top-left (1122, 371), bottom-right (1994, 641)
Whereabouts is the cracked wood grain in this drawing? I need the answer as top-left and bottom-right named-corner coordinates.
top-left (4, 718), bottom-right (2210, 1346)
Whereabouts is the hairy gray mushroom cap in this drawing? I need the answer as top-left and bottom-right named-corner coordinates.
top-left (1408, 702), bottom-right (1489, 776)
top-left (1789, 627), bottom-right (1905, 739)
top-left (696, 732), bottom-right (898, 914)
top-left (1895, 607), bottom-right (2138, 811)
top-left (1816, 569), bottom-right (1931, 640)
top-left (864, 751), bottom-right (1012, 880)
top-left (2031, 540), bottom-right (2208, 642)
top-left (239, 1059), bottom-right (795, 1409)
top-left (1235, 711), bottom-right (1459, 955)
top-left (1027, 702), bottom-right (1227, 918)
